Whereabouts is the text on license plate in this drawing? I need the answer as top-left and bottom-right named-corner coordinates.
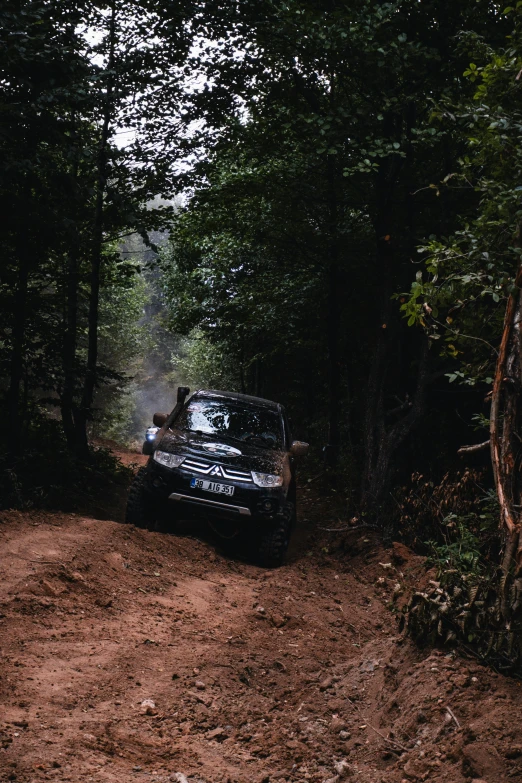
top-left (190, 478), bottom-right (235, 496)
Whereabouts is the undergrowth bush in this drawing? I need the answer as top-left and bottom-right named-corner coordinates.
top-left (393, 469), bottom-right (499, 562)
top-left (396, 471), bottom-right (522, 673)
top-left (425, 488), bottom-right (499, 574)
top-left (0, 411), bottom-right (132, 513)
top-left (402, 563), bottom-right (522, 674)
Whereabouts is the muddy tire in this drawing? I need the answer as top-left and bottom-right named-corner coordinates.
top-left (125, 467), bottom-right (157, 531)
top-left (257, 503), bottom-right (294, 568)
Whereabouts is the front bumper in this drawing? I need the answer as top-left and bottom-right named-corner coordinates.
top-left (145, 460), bottom-right (286, 524)
top-left (168, 491), bottom-right (252, 516)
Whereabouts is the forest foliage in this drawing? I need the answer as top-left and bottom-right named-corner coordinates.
top-left (3, 0), bottom-right (522, 650)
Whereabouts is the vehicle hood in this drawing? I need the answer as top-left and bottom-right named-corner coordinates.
top-left (157, 429), bottom-right (285, 474)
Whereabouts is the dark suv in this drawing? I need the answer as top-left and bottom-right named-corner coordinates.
top-left (126, 387), bottom-right (309, 566)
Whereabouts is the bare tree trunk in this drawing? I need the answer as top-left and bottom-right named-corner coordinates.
top-left (75, 2), bottom-right (116, 458)
top-left (490, 246), bottom-right (522, 619)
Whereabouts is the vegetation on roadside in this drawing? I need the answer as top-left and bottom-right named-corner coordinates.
top-left (0, 408), bottom-right (133, 513)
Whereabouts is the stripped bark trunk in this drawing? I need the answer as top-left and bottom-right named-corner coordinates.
top-left (490, 248), bottom-right (522, 620)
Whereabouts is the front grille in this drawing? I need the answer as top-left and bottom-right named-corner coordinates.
top-left (183, 457), bottom-right (253, 483)
top-left (183, 458), bottom-right (212, 473)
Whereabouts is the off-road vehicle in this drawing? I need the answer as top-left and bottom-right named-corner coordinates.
top-left (126, 387), bottom-right (309, 566)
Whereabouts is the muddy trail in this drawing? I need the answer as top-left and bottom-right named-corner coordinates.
top-left (1, 452), bottom-right (522, 783)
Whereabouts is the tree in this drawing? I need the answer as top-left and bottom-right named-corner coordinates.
top-left (0, 0), bottom-right (196, 459)
top-left (161, 0), bottom-right (508, 507)
top-left (400, 4), bottom-right (522, 617)
top-left (0, 0), bottom-right (93, 451)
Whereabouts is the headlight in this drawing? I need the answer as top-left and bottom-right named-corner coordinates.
top-left (251, 471), bottom-right (283, 487)
top-left (153, 451), bottom-right (185, 469)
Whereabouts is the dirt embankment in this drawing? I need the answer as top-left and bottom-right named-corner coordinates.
top-left (1, 475), bottom-right (522, 783)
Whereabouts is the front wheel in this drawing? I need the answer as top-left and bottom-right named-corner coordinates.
top-left (257, 503), bottom-right (295, 568)
top-left (125, 467), bottom-right (158, 531)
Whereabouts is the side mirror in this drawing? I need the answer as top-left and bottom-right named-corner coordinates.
top-left (152, 412), bottom-right (168, 427)
top-left (290, 440), bottom-right (309, 457)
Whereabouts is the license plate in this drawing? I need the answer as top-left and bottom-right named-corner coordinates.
top-left (190, 478), bottom-right (235, 496)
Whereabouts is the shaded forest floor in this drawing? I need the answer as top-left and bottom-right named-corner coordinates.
top-left (1, 448), bottom-right (522, 783)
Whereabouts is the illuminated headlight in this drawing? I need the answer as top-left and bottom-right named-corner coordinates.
top-left (153, 451), bottom-right (185, 469)
top-left (252, 472), bottom-right (283, 487)
top-left (146, 426), bottom-right (159, 441)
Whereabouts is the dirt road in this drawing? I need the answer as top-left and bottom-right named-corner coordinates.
top-left (1, 482), bottom-right (522, 782)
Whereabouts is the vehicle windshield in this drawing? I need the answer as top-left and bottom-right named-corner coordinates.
top-left (175, 399), bottom-right (284, 450)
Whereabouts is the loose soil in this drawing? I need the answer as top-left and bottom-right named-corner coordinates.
top-left (1, 451), bottom-right (522, 783)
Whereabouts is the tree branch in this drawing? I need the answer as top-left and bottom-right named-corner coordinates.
top-left (457, 440), bottom-right (490, 455)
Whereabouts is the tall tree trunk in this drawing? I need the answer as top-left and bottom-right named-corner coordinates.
top-left (61, 118), bottom-right (81, 453)
top-left (7, 219), bottom-right (31, 455)
top-left (361, 152), bottom-right (396, 503)
top-left (75, 2), bottom-right (116, 458)
top-left (239, 363), bottom-right (246, 394)
top-left (361, 324), bottom-right (388, 505)
top-left (326, 252), bottom-right (341, 463)
top-left (490, 243), bottom-right (522, 620)
top-left (361, 108), bottom-right (423, 513)
top-left (322, 63), bottom-right (343, 468)
top-left (362, 337), bottom-right (429, 510)
top-left (324, 155), bottom-right (341, 468)
top-left (61, 243), bottom-right (80, 451)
